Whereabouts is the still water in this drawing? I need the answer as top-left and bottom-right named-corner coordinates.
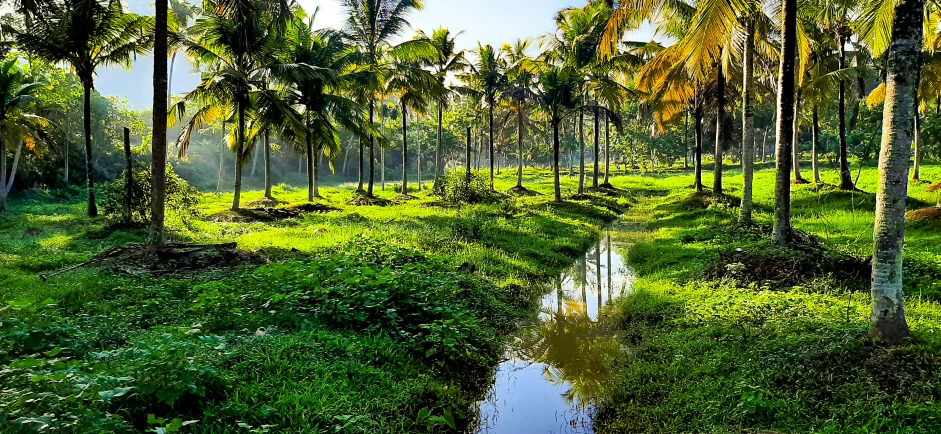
top-left (474, 229), bottom-right (635, 434)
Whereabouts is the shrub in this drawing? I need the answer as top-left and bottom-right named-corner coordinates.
top-left (102, 163), bottom-right (200, 224)
top-left (431, 170), bottom-right (492, 204)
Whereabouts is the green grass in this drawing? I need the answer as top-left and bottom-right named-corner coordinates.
top-left (0, 170), bottom-right (623, 433)
top-left (595, 165), bottom-right (941, 434)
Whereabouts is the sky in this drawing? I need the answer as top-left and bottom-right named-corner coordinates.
top-left (96, 0), bottom-right (657, 109)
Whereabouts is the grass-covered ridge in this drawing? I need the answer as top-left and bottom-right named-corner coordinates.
top-left (0, 172), bottom-right (625, 433)
top-left (596, 165), bottom-right (941, 434)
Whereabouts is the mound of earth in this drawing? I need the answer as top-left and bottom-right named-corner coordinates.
top-left (246, 197), bottom-right (282, 208)
top-left (208, 204), bottom-right (338, 223)
top-left (908, 206), bottom-right (941, 222)
top-left (284, 203), bottom-right (341, 214)
top-left (350, 195), bottom-right (394, 207)
top-left (705, 227), bottom-right (870, 289)
top-left (42, 243), bottom-right (266, 279)
top-left (509, 185), bottom-right (539, 197)
top-left (928, 181), bottom-right (941, 192)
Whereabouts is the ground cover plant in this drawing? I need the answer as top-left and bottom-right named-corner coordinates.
top-left (0, 173), bottom-right (624, 433)
top-left (595, 165), bottom-right (941, 434)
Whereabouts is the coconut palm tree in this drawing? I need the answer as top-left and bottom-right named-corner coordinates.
top-left (533, 64), bottom-right (581, 201)
top-left (773, 0), bottom-right (798, 246)
top-left (168, 0), bottom-right (200, 106)
top-left (152, 0), bottom-right (169, 244)
top-left (416, 27), bottom-right (468, 180)
top-left (868, 0), bottom-right (925, 345)
top-left (8, 0), bottom-right (154, 217)
top-left (502, 39), bottom-right (538, 193)
top-left (341, 0), bottom-right (429, 198)
top-left (171, 0), bottom-right (314, 210)
top-left (461, 43), bottom-right (507, 190)
top-left (0, 59), bottom-right (52, 214)
top-left (288, 27), bottom-right (370, 201)
top-left (386, 56), bottom-right (441, 196)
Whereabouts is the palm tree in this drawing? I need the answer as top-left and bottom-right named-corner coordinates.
top-left (461, 43), bottom-right (506, 190)
top-left (386, 55), bottom-right (441, 196)
top-left (9, 0), bottom-right (154, 217)
top-left (152, 0), bottom-right (169, 245)
top-left (0, 59), bottom-right (52, 214)
top-left (534, 64), bottom-right (581, 201)
top-left (342, 0), bottom-right (428, 198)
top-left (868, 0), bottom-right (924, 345)
top-left (168, 0), bottom-right (200, 106)
top-left (773, 0), bottom-right (798, 246)
top-left (503, 39), bottom-right (538, 193)
top-left (416, 27), bottom-right (468, 180)
top-left (289, 27), bottom-right (369, 201)
top-left (171, 0), bottom-right (310, 210)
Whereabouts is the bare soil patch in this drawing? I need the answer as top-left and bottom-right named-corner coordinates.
top-left (41, 243), bottom-right (266, 279)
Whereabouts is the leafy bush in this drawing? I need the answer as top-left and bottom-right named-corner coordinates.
top-left (102, 163), bottom-right (200, 224)
top-left (432, 170), bottom-right (492, 204)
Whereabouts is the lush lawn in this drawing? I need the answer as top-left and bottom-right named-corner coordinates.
top-left (596, 165), bottom-right (941, 434)
top-left (0, 171), bottom-right (625, 433)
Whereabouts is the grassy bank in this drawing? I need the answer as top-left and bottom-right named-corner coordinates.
top-left (0, 172), bottom-right (624, 433)
top-left (596, 165), bottom-right (941, 433)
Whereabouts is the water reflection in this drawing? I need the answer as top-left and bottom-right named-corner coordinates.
top-left (475, 229), bottom-right (635, 434)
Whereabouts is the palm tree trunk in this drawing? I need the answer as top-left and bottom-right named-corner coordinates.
top-left (82, 80), bottom-right (98, 217)
top-left (695, 105), bottom-right (704, 192)
top-left (553, 120), bottom-right (562, 201)
top-left (773, 0), bottom-right (797, 246)
top-left (357, 135), bottom-right (365, 193)
top-left (313, 145), bottom-right (321, 199)
top-left (793, 90), bottom-right (807, 183)
top-left (714, 62), bottom-right (725, 195)
top-left (913, 105), bottom-right (921, 181)
top-left (436, 102), bottom-right (443, 179)
top-left (741, 20), bottom-right (756, 225)
top-left (593, 109), bottom-right (600, 188)
top-left (604, 115), bottom-right (611, 185)
top-left (517, 103), bottom-right (524, 188)
top-left (871, 0), bottom-right (922, 345)
top-left (368, 100), bottom-right (375, 196)
top-left (0, 141), bottom-right (7, 213)
top-left (578, 106), bottom-right (585, 194)
top-left (152, 0), bottom-right (168, 244)
top-left (342, 137), bottom-right (352, 177)
top-left (233, 102), bottom-right (245, 211)
top-left (264, 129), bottom-right (272, 199)
top-left (217, 122), bottom-right (225, 193)
top-left (251, 138), bottom-right (260, 177)
top-left (489, 103), bottom-right (495, 189)
top-left (402, 101), bottom-right (408, 195)
top-left (812, 105), bottom-right (822, 183)
top-left (838, 32), bottom-right (855, 190)
top-left (684, 109), bottom-right (690, 169)
top-left (124, 129), bottom-right (132, 225)
top-left (466, 127), bottom-right (472, 179)
top-left (306, 117), bottom-right (315, 201)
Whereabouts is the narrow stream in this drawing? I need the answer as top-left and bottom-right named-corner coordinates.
top-left (474, 228), bottom-right (636, 434)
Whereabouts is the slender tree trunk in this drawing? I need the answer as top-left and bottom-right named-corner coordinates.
top-left (357, 135), bottom-right (365, 193)
top-left (517, 103), bottom-right (524, 188)
top-left (251, 138), bottom-right (260, 177)
top-left (217, 122), bottom-right (225, 193)
top-left (466, 127), bottom-right (472, 180)
top-left (489, 104), bottom-right (495, 189)
top-left (124, 128), bottom-right (132, 225)
top-left (839, 32), bottom-right (855, 190)
top-left (871, 0), bottom-right (922, 345)
top-left (773, 0), bottom-right (798, 246)
top-left (578, 106), bottom-right (585, 194)
top-left (313, 145), bottom-right (321, 199)
top-left (64, 74), bottom-right (71, 187)
top-left (913, 105), bottom-right (921, 181)
top-left (83, 81), bottom-right (98, 217)
top-left (793, 90), bottom-right (807, 183)
top-left (0, 140), bottom-right (7, 213)
top-left (436, 102), bottom-right (443, 179)
top-left (695, 106), bottom-right (704, 192)
top-left (684, 109), bottom-right (690, 169)
top-left (152, 1), bottom-right (168, 242)
top-left (741, 21), bottom-right (756, 224)
top-left (604, 115), bottom-right (611, 185)
top-left (813, 105), bottom-right (823, 183)
top-left (553, 120), bottom-right (562, 201)
top-left (168, 52), bottom-right (176, 108)
top-left (418, 132), bottom-right (422, 190)
top-left (402, 101), bottom-right (409, 195)
top-left (714, 62), bottom-right (725, 195)
top-left (368, 101), bottom-right (375, 196)
top-left (342, 137), bottom-right (352, 177)
top-left (306, 117), bottom-right (315, 201)
top-left (264, 129), bottom-right (272, 199)
top-left (232, 103), bottom-right (245, 211)
top-left (593, 109), bottom-right (600, 187)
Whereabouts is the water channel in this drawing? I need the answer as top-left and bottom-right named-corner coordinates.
top-left (473, 228), bottom-right (636, 434)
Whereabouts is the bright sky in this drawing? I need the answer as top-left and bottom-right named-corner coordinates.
top-left (97, 0), bottom-right (657, 109)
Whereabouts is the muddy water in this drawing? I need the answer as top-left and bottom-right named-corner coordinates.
top-left (474, 228), bottom-right (635, 434)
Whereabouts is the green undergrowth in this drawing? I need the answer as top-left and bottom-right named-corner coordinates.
top-left (0, 172), bottom-right (624, 433)
top-left (596, 166), bottom-right (941, 434)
